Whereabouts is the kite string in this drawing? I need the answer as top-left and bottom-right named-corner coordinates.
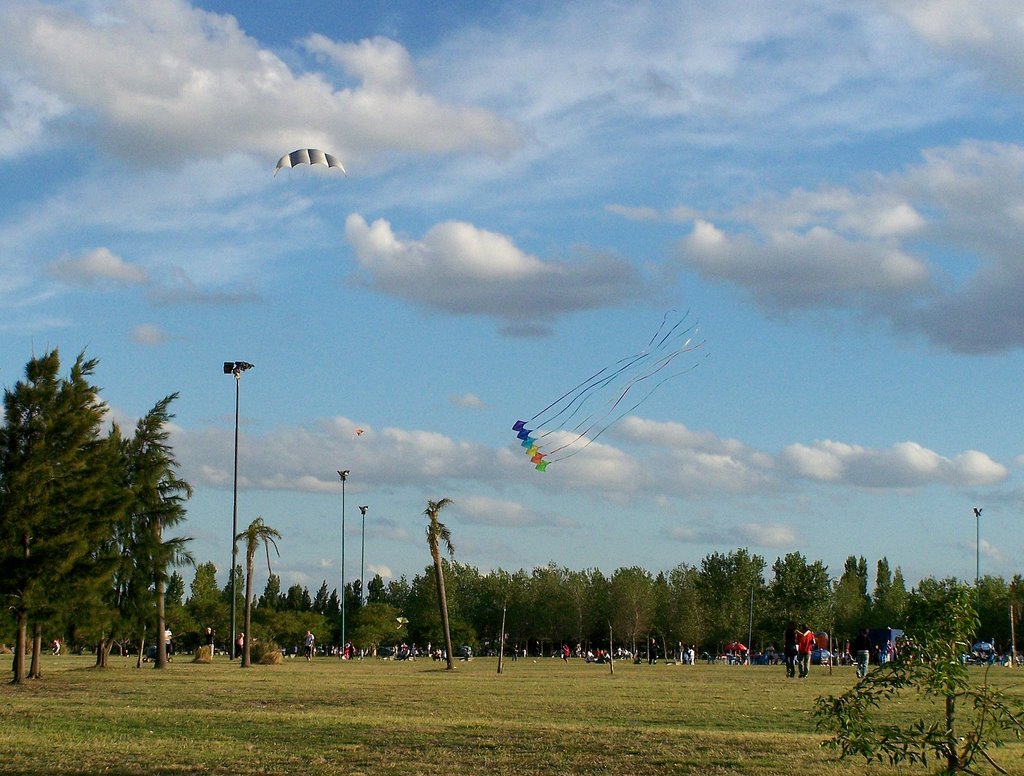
top-left (544, 341), bottom-right (704, 457)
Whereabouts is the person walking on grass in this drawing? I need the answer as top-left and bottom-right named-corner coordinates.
top-left (304, 630), bottom-right (316, 661)
top-left (798, 624), bottom-right (815, 678)
top-left (853, 628), bottom-right (871, 679)
top-left (784, 621), bottom-right (798, 678)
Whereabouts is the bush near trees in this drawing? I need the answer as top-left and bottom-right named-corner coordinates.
top-left (815, 580), bottom-right (1024, 774)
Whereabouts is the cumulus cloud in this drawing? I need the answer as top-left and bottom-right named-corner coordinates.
top-left (781, 439), bottom-right (1007, 488)
top-left (891, 0), bottom-right (1024, 89)
top-left (344, 214), bottom-right (652, 330)
top-left (737, 522), bottom-right (796, 548)
top-left (456, 496), bottom-right (553, 528)
top-left (130, 323), bottom-right (168, 345)
top-left (450, 392), bottom-right (486, 409)
top-left (0, 0), bottom-right (520, 165)
top-left (48, 247), bottom-right (148, 286)
top-left (175, 415), bottom-right (510, 492)
top-left (661, 519), bottom-right (794, 549)
top-left (679, 217), bottom-right (929, 310)
top-left (672, 141), bottom-right (1024, 353)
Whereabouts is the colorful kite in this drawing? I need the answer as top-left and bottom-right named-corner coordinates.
top-left (512, 311), bottom-right (706, 471)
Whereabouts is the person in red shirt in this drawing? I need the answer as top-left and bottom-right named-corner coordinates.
top-left (797, 625), bottom-right (816, 678)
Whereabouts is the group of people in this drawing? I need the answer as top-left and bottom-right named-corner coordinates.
top-left (783, 621), bottom-right (817, 678)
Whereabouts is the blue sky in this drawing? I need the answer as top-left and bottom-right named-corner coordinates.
top-left (2, 0), bottom-right (1023, 595)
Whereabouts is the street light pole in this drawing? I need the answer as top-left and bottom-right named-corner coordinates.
top-left (224, 361), bottom-right (253, 660)
top-left (359, 505), bottom-right (369, 605)
top-left (338, 470), bottom-right (349, 657)
top-left (974, 507), bottom-right (983, 618)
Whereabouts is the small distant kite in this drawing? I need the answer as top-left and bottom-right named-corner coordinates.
top-left (355, 428), bottom-right (365, 437)
top-left (513, 311), bottom-right (706, 471)
top-left (274, 148), bottom-right (347, 176)
top-left (396, 617), bottom-right (409, 629)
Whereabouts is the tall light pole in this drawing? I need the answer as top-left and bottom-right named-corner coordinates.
top-left (338, 470), bottom-right (349, 656)
top-left (359, 505), bottom-right (369, 605)
top-left (974, 507), bottom-right (983, 618)
top-left (224, 360), bottom-right (253, 660)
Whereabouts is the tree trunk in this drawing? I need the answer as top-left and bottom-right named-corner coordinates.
top-left (155, 570), bottom-right (168, 669)
top-left (241, 557), bottom-right (253, 668)
top-left (432, 549), bottom-right (455, 670)
top-left (945, 694), bottom-right (959, 772)
top-left (29, 622), bottom-right (42, 679)
top-left (11, 610), bottom-right (27, 684)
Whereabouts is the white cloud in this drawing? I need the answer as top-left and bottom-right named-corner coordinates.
top-left (0, 74), bottom-right (69, 159)
top-left (891, 0), bottom-right (1024, 88)
top-left (130, 323), bottom-right (168, 345)
top-left (456, 496), bottom-right (550, 528)
top-left (737, 522), bottom-right (796, 548)
top-left (781, 440), bottom-right (1007, 488)
top-left (0, 0), bottom-right (520, 165)
top-left (367, 563), bottom-right (393, 580)
top-left (48, 247), bottom-right (148, 286)
top-left (672, 141), bottom-right (1024, 353)
top-left (679, 217), bottom-right (929, 310)
top-left (344, 213), bottom-right (652, 328)
top-left (450, 392), bottom-right (486, 409)
top-left (175, 415), bottom-right (509, 492)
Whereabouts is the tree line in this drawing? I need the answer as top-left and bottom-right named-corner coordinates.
top-left (4, 351), bottom-right (1023, 682)
top-left (127, 549), bottom-right (1023, 662)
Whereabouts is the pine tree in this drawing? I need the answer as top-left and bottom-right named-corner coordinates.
top-left (121, 395), bottom-right (193, 669)
top-left (0, 351), bottom-right (124, 683)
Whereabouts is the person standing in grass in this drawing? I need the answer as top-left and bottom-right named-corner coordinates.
top-left (853, 628), bottom-right (871, 679)
top-left (783, 621), bottom-right (798, 678)
top-left (797, 625), bottom-right (815, 678)
top-left (304, 630), bottom-right (315, 661)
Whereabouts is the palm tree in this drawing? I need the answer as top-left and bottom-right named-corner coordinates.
top-left (235, 516), bottom-right (281, 668)
top-left (424, 498), bottom-right (456, 670)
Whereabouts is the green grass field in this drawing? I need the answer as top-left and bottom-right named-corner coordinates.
top-left (2, 654), bottom-right (1023, 775)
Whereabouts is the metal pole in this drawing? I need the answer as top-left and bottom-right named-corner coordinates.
top-left (222, 361), bottom-right (253, 661)
top-left (230, 375), bottom-right (239, 659)
top-left (497, 604), bottom-right (507, 675)
top-left (974, 507), bottom-right (982, 622)
top-left (1010, 604), bottom-right (1017, 667)
top-left (338, 470), bottom-right (349, 657)
top-left (359, 506), bottom-right (369, 605)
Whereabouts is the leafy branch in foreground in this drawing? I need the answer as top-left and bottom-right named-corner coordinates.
top-left (814, 580), bottom-right (1024, 774)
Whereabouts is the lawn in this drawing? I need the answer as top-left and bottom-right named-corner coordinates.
top-left (2, 654), bottom-right (1023, 775)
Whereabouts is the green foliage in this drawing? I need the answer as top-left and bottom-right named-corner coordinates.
top-left (833, 556), bottom-right (870, 638)
top-left (0, 350), bottom-right (128, 679)
top-left (815, 580), bottom-right (1024, 773)
top-left (350, 602), bottom-right (404, 650)
top-left (769, 551), bottom-right (831, 632)
top-left (697, 549), bottom-right (767, 648)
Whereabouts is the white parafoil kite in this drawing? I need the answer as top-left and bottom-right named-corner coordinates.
top-left (274, 148), bottom-right (347, 176)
